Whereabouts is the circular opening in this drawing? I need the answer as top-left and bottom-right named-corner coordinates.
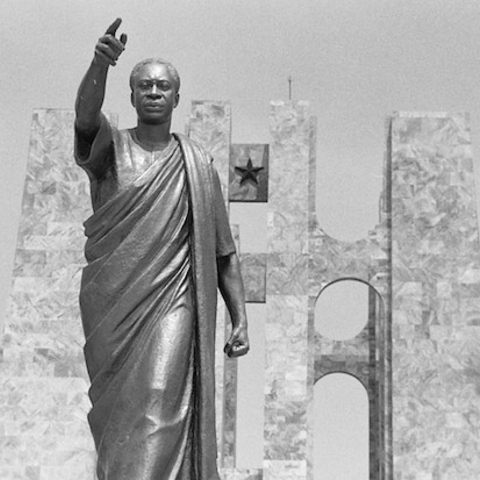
top-left (315, 279), bottom-right (369, 341)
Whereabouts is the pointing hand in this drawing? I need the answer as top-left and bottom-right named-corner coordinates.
top-left (94, 18), bottom-right (128, 67)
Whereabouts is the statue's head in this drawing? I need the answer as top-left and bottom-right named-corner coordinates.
top-left (129, 58), bottom-right (181, 93)
top-left (129, 58), bottom-right (181, 125)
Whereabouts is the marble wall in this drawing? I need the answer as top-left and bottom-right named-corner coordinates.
top-left (186, 100), bottom-right (236, 467)
top-left (2, 105), bottom-right (480, 480)
top-left (266, 101), bottom-right (392, 480)
top-left (390, 112), bottom-right (480, 479)
top-left (0, 109), bottom-right (96, 480)
top-left (263, 101), bottom-right (312, 480)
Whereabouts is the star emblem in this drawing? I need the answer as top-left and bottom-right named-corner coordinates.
top-left (234, 158), bottom-right (264, 186)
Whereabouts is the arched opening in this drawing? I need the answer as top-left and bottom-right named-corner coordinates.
top-left (315, 279), bottom-right (370, 341)
top-left (314, 373), bottom-right (369, 480)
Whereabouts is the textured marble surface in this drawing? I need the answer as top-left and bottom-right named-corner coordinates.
top-left (187, 100), bottom-right (231, 205)
top-left (0, 109), bottom-right (95, 480)
top-left (267, 101), bottom-right (311, 255)
top-left (264, 101), bottom-right (392, 479)
top-left (240, 253), bottom-right (266, 303)
top-left (229, 144), bottom-right (269, 202)
top-left (390, 112), bottom-right (480, 479)
top-left (307, 110), bottom-right (392, 478)
top-left (264, 102), bottom-right (312, 480)
top-left (222, 469), bottom-right (263, 480)
top-left (9, 104), bottom-right (478, 480)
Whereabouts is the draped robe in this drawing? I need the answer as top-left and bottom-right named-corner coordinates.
top-left (75, 118), bottom-right (234, 480)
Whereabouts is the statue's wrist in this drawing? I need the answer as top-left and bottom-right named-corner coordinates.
top-left (92, 54), bottom-right (110, 70)
top-left (232, 318), bottom-right (248, 329)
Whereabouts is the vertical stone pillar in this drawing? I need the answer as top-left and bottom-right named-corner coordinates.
top-left (187, 100), bottom-right (231, 202)
top-left (0, 109), bottom-right (95, 480)
top-left (390, 112), bottom-right (480, 479)
top-left (186, 101), bottom-right (237, 467)
top-left (264, 101), bottom-right (313, 480)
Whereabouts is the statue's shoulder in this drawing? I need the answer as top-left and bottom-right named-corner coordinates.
top-left (174, 133), bottom-right (213, 166)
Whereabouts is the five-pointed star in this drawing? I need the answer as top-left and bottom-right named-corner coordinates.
top-left (235, 158), bottom-right (264, 186)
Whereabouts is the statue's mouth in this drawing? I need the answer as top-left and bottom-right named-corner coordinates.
top-left (145, 102), bottom-right (164, 108)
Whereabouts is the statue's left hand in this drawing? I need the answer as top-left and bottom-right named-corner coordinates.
top-left (224, 325), bottom-right (250, 358)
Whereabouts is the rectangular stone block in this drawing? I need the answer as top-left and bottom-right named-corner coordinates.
top-left (391, 112), bottom-right (480, 479)
top-left (240, 253), bottom-right (266, 303)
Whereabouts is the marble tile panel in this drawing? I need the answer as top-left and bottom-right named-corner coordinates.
top-left (239, 253), bottom-right (266, 303)
top-left (16, 216), bottom-right (48, 238)
top-left (267, 210), bottom-right (308, 255)
top-left (268, 101), bottom-right (311, 255)
top-left (0, 109), bottom-right (98, 479)
top-left (229, 144), bottom-right (269, 202)
top-left (266, 253), bottom-right (308, 296)
top-left (222, 354), bottom-right (238, 468)
top-left (263, 460), bottom-right (306, 480)
top-left (308, 232), bottom-right (383, 286)
top-left (6, 291), bottom-right (80, 325)
top-left (2, 331), bottom-right (86, 377)
top-left (264, 293), bottom-right (308, 466)
top-left (187, 101), bottom-right (231, 199)
top-left (307, 116), bottom-right (317, 223)
top-left (38, 463), bottom-right (95, 480)
top-left (314, 330), bottom-right (370, 357)
top-left (13, 250), bottom-right (47, 277)
top-left (0, 466), bottom-right (41, 480)
top-left (263, 400), bottom-right (307, 461)
top-left (222, 468), bottom-right (263, 480)
top-left (265, 296), bottom-right (308, 374)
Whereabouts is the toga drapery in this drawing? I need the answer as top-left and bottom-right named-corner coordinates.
top-left (75, 117), bottom-right (235, 480)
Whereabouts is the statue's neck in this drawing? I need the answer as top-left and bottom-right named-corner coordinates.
top-left (134, 122), bottom-right (172, 150)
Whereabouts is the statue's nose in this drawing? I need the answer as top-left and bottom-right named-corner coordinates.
top-left (149, 84), bottom-right (161, 96)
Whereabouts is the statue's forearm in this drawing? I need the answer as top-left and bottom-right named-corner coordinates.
top-left (75, 19), bottom-right (126, 137)
top-left (217, 253), bottom-right (248, 328)
top-left (75, 58), bottom-right (109, 135)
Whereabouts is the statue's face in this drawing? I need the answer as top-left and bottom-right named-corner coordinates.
top-left (130, 63), bottom-right (179, 125)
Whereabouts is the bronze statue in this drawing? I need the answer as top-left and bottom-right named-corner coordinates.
top-left (74, 18), bottom-right (249, 480)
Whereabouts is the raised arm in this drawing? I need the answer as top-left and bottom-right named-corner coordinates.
top-left (75, 18), bottom-right (127, 137)
top-left (217, 252), bottom-right (250, 358)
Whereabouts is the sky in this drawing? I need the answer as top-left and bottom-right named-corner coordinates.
top-left (2, 1), bottom-right (480, 477)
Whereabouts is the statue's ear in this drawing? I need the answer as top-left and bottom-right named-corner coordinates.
top-left (130, 91), bottom-right (135, 108)
top-left (174, 92), bottom-right (180, 108)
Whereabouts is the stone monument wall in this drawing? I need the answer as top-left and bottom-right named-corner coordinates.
top-left (390, 112), bottom-right (480, 479)
top-left (2, 106), bottom-right (480, 480)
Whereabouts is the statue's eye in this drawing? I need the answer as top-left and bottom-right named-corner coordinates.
top-left (158, 82), bottom-right (171, 91)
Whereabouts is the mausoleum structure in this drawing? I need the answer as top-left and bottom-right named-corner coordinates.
top-left (1, 104), bottom-right (480, 480)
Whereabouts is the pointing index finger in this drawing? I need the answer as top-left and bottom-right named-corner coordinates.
top-left (105, 18), bottom-right (122, 36)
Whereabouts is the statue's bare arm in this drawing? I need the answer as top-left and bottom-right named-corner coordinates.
top-left (217, 253), bottom-right (250, 358)
top-left (75, 18), bottom-right (127, 138)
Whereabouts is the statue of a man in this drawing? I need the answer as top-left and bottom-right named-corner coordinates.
top-left (74, 18), bottom-right (249, 480)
